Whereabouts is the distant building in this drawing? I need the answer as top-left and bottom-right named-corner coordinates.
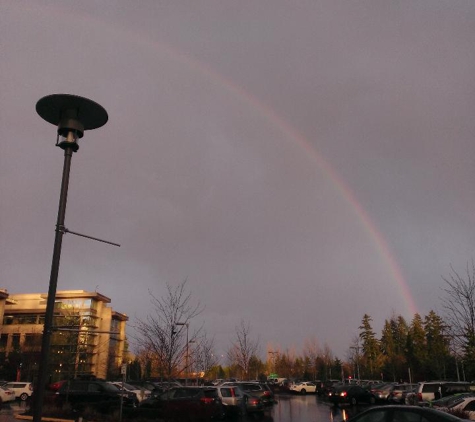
top-left (0, 289), bottom-right (128, 382)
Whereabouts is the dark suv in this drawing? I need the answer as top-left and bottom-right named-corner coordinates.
top-left (56, 379), bottom-right (136, 411)
top-left (140, 386), bottom-right (224, 420)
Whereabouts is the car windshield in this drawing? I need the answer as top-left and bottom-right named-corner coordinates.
top-left (447, 396), bottom-right (474, 409)
top-left (103, 383), bottom-right (121, 393)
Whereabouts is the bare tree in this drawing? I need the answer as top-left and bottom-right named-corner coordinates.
top-left (227, 320), bottom-right (259, 380)
top-left (192, 334), bottom-right (219, 379)
top-left (133, 280), bottom-right (203, 379)
top-left (303, 336), bottom-right (320, 379)
top-left (442, 262), bottom-right (475, 377)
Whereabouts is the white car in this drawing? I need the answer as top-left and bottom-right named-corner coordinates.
top-left (4, 382), bottom-right (34, 401)
top-left (442, 396), bottom-right (475, 420)
top-left (290, 381), bottom-right (317, 394)
top-left (0, 385), bottom-right (16, 403)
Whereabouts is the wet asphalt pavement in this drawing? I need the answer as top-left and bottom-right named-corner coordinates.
top-left (0, 394), bottom-right (372, 422)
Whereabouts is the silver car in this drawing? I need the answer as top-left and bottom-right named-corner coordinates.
top-left (216, 385), bottom-right (246, 416)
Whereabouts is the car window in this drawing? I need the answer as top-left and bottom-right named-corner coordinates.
top-left (220, 388), bottom-right (232, 398)
top-left (175, 389), bottom-right (193, 398)
top-left (173, 389), bottom-right (186, 398)
top-left (119, 383), bottom-right (138, 390)
top-left (463, 400), bottom-right (475, 411)
top-left (88, 383), bottom-right (102, 392)
top-left (103, 383), bottom-right (120, 393)
top-left (422, 384), bottom-right (439, 393)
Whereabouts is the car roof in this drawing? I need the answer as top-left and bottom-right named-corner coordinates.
top-left (348, 405), bottom-right (464, 422)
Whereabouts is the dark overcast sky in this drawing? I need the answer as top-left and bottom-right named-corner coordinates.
top-left (1, 0), bottom-right (475, 359)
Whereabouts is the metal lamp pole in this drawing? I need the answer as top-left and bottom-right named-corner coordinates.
top-left (33, 94), bottom-right (108, 422)
top-left (350, 345), bottom-right (361, 383)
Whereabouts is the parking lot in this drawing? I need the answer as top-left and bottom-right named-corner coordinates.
top-left (0, 394), bottom-right (371, 422)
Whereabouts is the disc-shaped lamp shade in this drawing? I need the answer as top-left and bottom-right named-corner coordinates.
top-left (36, 94), bottom-right (108, 138)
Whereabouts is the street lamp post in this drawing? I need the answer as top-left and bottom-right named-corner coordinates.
top-left (33, 94), bottom-right (108, 422)
top-left (350, 345), bottom-right (361, 382)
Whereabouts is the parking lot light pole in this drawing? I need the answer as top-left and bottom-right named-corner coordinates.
top-left (33, 94), bottom-right (108, 422)
top-left (350, 345), bottom-right (361, 382)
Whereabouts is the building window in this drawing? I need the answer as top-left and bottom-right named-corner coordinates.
top-left (24, 334), bottom-right (42, 349)
top-left (0, 334), bottom-right (8, 350)
top-left (3, 314), bottom-right (39, 325)
top-left (12, 334), bottom-right (20, 350)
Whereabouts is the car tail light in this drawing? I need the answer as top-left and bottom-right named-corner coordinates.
top-left (340, 391), bottom-right (347, 397)
top-left (417, 393), bottom-right (422, 402)
top-left (249, 397), bottom-right (259, 405)
top-left (29, 384), bottom-right (33, 391)
top-left (263, 391), bottom-right (271, 396)
top-left (200, 397), bottom-right (215, 405)
top-left (230, 388), bottom-right (235, 397)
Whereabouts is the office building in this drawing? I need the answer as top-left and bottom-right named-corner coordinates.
top-left (0, 289), bottom-right (127, 382)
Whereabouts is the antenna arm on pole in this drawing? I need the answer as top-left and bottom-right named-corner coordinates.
top-left (62, 227), bottom-right (121, 247)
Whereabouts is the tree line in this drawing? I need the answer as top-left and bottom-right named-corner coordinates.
top-left (126, 263), bottom-right (475, 383)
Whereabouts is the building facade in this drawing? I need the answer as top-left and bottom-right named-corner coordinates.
top-left (0, 289), bottom-right (128, 382)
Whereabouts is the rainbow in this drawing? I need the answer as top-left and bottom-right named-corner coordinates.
top-left (31, 4), bottom-right (419, 316)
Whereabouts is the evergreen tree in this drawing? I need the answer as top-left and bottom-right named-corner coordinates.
top-left (406, 313), bottom-right (427, 381)
top-left (424, 310), bottom-right (450, 380)
top-left (359, 314), bottom-right (380, 378)
top-left (380, 315), bottom-right (408, 381)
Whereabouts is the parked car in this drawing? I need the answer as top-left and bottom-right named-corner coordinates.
top-left (412, 382), bottom-right (472, 405)
top-left (244, 394), bottom-right (265, 418)
top-left (4, 382), bottom-right (34, 401)
top-left (0, 385), bottom-right (16, 404)
top-left (359, 380), bottom-right (383, 388)
top-left (402, 385), bottom-right (419, 405)
top-left (328, 385), bottom-right (376, 406)
top-left (139, 386), bottom-right (224, 421)
top-left (109, 381), bottom-right (151, 402)
top-left (388, 383), bottom-right (418, 403)
top-left (347, 405), bottom-right (464, 422)
top-left (441, 396), bottom-right (475, 420)
top-left (128, 380), bottom-right (160, 390)
top-left (56, 379), bottom-right (136, 411)
top-left (48, 380), bottom-right (68, 392)
top-left (221, 381), bottom-right (276, 406)
top-left (290, 381), bottom-right (317, 394)
top-left (234, 382), bottom-right (275, 406)
top-left (432, 393), bottom-right (475, 409)
top-left (216, 385), bottom-right (246, 416)
top-left (371, 383), bottom-right (396, 401)
top-left (319, 379), bottom-right (341, 396)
